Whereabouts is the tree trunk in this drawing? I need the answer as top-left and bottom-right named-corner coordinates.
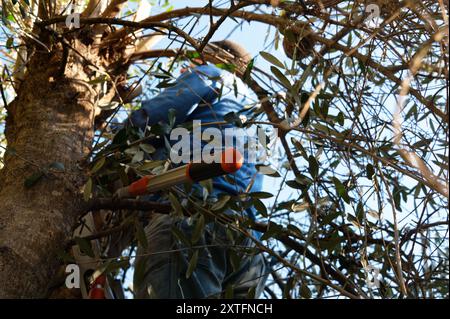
top-left (0, 31), bottom-right (101, 297)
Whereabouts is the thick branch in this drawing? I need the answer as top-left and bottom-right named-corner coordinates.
top-left (37, 18), bottom-right (201, 52)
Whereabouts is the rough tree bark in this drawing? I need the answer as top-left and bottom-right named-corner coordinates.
top-left (0, 26), bottom-right (124, 298)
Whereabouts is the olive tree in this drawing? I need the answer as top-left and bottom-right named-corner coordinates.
top-left (0, 0), bottom-right (448, 298)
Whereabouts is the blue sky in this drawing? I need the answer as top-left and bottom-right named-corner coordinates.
top-left (0, 0), bottom-right (447, 298)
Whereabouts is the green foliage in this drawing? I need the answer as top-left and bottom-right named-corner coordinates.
top-left (0, 0), bottom-right (447, 300)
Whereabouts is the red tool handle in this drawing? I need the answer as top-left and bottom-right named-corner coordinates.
top-left (115, 148), bottom-right (243, 198)
top-left (88, 274), bottom-right (107, 299)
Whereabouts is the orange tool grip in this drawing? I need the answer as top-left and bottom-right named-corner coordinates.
top-left (128, 175), bottom-right (152, 197)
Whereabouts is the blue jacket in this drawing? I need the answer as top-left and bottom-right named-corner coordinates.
top-left (127, 64), bottom-right (264, 219)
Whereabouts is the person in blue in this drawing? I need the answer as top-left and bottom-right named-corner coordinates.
top-left (123, 40), bottom-right (267, 299)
